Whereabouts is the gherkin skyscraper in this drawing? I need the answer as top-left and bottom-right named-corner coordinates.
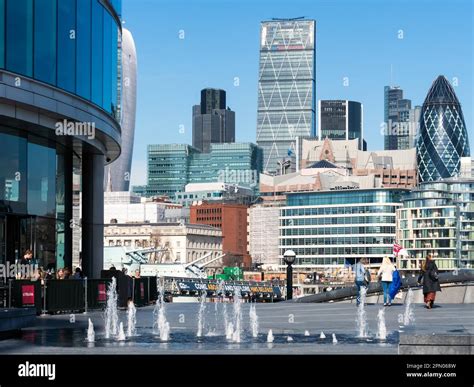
top-left (417, 75), bottom-right (470, 182)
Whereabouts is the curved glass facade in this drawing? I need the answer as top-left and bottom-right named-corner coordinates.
top-left (0, 126), bottom-right (68, 268)
top-left (0, 0), bottom-right (121, 118)
top-left (416, 75), bottom-right (471, 182)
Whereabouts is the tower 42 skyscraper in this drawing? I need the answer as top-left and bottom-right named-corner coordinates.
top-left (256, 18), bottom-right (316, 174)
top-left (417, 75), bottom-right (470, 182)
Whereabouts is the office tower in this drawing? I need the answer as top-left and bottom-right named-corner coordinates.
top-left (104, 28), bottom-right (137, 192)
top-left (256, 18), bottom-right (316, 174)
top-left (409, 105), bottom-right (422, 147)
top-left (417, 75), bottom-right (471, 182)
top-left (0, 0), bottom-right (123, 278)
top-left (192, 88), bottom-right (235, 153)
top-left (318, 100), bottom-right (366, 150)
top-left (281, 189), bottom-right (407, 267)
top-left (384, 86), bottom-right (418, 150)
top-left (146, 143), bottom-right (263, 197)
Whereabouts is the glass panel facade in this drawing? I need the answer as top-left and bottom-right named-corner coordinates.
top-left (0, 126), bottom-right (74, 269)
top-left (281, 189), bottom-right (405, 266)
top-left (256, 19), bottom-right (316, 173)
top-left (417, 76), bottom-right (471, 182)
top-left (76, 0), bottom-right (91, 99)
top-left (102, 12), bottom-right (112, 111)
top-left (91, 0), bottom-right (104, 107)
top-left (57, 0), bottom-right (76, 92)
top-left (1, 0), bottom-right (121, 117)
top-left (6, 0), bottom-right (33, 76)
top-left (34, 0), bottom-right (56, 84)
top-left (0, 0), bottom-right (5, 68)
top-left (147, 143), bottom-right (263, 197)
top-left (0, 130), bottom-right (27, 213)
top-left (27, 141), bottom-right (56, 217)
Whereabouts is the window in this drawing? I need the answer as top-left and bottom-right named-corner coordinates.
top-left (0, 0), bottom-right (4, 67)
top-left (27, 141), bottom-right (56, 217)
top-left (57, 0), bottom-right (76, 92)
top-left (34, 0), bottom-right (56, 84)
top-left (6, 0), bottom-right (33, 76)
top-left (76, 0), bottom-right (91, 99)
top-left (91, 0), bottom-right (103, 106)
top-left (102, 12), bottom-right (112, 111)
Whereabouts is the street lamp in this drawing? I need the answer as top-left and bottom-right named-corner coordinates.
top-left (283, 250), bottom-right (296, 300)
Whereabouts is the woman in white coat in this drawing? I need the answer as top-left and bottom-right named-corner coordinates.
top-left (377, 257), bottom-right (395, 306)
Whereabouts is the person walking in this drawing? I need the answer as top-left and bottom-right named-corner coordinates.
top-left (389, 265), bottom-right (402, 301)
top-left (377, 257), bottom-right (395, 306)
top-left (354, 258), bottom-right (370, 306)
top-left (417, 254), bottom-right (441, 309)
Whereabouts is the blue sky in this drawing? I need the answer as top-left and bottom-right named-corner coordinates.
top-left (123, 0), bottom-right (473, 185)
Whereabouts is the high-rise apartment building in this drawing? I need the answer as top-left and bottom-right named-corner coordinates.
top-left (256, 18), bottom-right (316, 174)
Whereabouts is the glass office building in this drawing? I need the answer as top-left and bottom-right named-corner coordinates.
top-left (147, 143), bottom-right (263, 197)
top-left (397, 178), bottom-right (474, 270)
top-left (280, 189), bottom-right (407, 267)
top-left (256, 19), bottom-right (316, 174)
top-left (0, 0), bottom-right (122, 278)
top-left (192, 88), bottom-right (235, 153)
top-left (318, 100), bottom-right (366, 150)
top-left (417, 75), bottom-right (471, 182)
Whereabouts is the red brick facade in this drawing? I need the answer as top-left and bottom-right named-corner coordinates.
top-left (190, 202), bottom-right (251, 268)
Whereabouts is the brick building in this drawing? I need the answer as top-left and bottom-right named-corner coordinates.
top-left (190, 202), bottom-right (251, 268)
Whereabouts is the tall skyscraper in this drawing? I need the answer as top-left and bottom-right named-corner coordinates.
top-left (417, 75), bottom-right (471, 182)
top-left (192, 88), bottom-right (235, 153)
top-left (104, 28), bottom-right (137, 192)
top-left (384, 86), bottom-right (418, 150)
top-left (318, 100), bottom-right (366, 150)
top-left (256, 18), bottom-right (316, 174)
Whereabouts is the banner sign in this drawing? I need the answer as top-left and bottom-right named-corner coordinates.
top-left (175, 279), bottom-right (282, 298)
top-left (21, 285), bottom-right (35, 306)
top-left (97, 283), bottom-right (107, 302)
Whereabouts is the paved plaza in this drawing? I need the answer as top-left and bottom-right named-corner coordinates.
top-left (0, 302), bottom-right (472, 354)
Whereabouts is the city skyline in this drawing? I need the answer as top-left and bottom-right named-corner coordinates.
top-left (123, 0), bottom-right (473, 186)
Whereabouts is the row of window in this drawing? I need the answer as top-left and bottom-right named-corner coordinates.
top-left (282, 226), bottom-right (396, 236)
top-left (281, 215), bottom-right (396, 226)
top-left (280, 226), bottom-right (395, 236)
top-left (279, 247), bottom-right (392, 256)
top-left (280, 237), bottom-right (394, 246)
top-left (281, 205), bottom-right (398, 217)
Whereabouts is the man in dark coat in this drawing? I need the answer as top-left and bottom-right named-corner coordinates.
top-left (417, 254), bottom-right (441, 309)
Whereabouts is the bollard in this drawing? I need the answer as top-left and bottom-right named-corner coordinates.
top-left (84, 277), bottom-right (88, 314)
top-left (147, 277), bottom-right (150, 305)
top-left (42, 280), bottom-right (47, 315)
top-left (132, 277), bottom-right (135, 303)
top-left (8, 279), bottom-right (12, 308)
